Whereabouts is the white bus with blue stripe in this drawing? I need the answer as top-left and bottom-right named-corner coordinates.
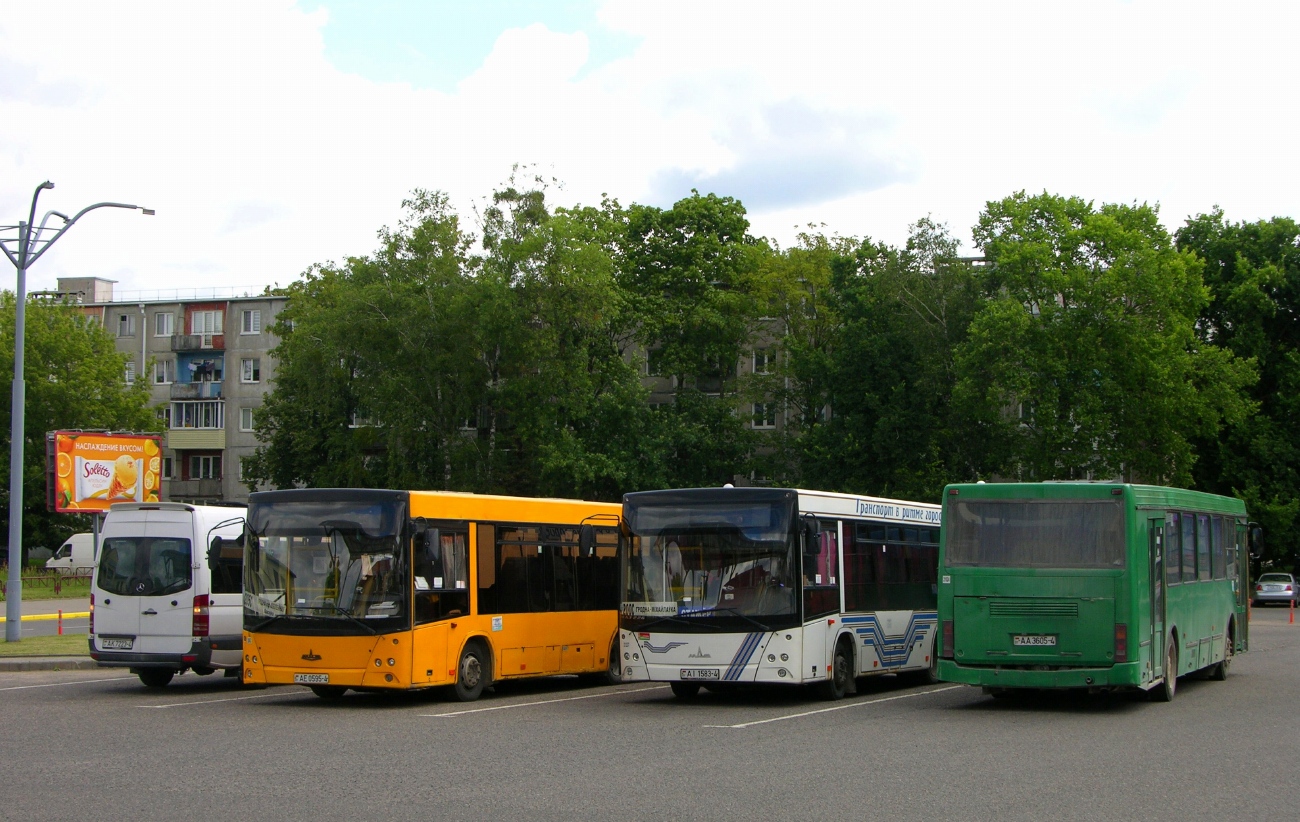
top-left (619, 487), bottom-right (941, 699)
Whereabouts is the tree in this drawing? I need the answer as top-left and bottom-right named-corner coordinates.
top-left (614, 191), bottom-right (767, 485)
top-left (955, 192), bottom-right (1256, 485)
top-left (800, 220), bottom-right (983, 499)
top-left (1177, 211), bottom-right (1300, 568)
top-left (0, 294), bottom-right (160, 563)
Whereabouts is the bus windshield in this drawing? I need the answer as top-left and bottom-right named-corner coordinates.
top-left (244, 498), bottom-right (408, 632)
top-left (623, 499), bottom-right (798, 623)
top-left (945, 499), bottom-right (1125, 569)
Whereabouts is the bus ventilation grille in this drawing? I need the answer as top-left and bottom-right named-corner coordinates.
top-left (988, 600), bottom-right (1079, 618)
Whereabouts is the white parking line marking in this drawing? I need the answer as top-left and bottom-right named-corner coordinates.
top-left (0, 676), bottom-right (134, 692)
top-left (422, 685), bottom-right (669, 717)
top-left (137, 690), bottom-right (297, 709)
top-left (704, 685), bottom-right (963, 729)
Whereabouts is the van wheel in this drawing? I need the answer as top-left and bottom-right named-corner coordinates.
top-left (310, 686), bottom-right (348, 699)
top-left (138, 669), bottom-right (174, 688)
top-left (454, 643), bottom-right (488, 702)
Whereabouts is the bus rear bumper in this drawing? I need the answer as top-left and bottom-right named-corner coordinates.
top-left (937, 660), bottom-right (1145, 690)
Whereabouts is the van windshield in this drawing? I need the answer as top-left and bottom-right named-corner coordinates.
top-left (97, 537), bottom-right (193, 596)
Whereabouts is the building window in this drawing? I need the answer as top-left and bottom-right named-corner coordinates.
top-left (240, 358), bottom-right (260, 383)
top-left (191, 310), bottom-right (223, 335)
top-left (154, 312), bottom-right (174, 337)
top-left (189, 357), bottom-right (223, 382)
top-left (241, 309), bottom-right (262, 334)
top-left (170, 400), bottom-right (224, 429)
top-left (116, 313), bottom-right (136, 338)
top-left (124, 360), bottom-right (136, 384)
top-left (753, 348), bottom-right (774, 374)
top-left (189, 454), bottom-right (221, 480)
top-left (752, 402), bottom-right (777, 429)
top-left (239, 407), bottom-right (254, 432)
top-left (154, 359), bottom-right (175, 385)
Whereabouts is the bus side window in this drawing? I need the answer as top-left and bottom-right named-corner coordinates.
top-left (1196, 514), bottom-right (1211, 581)
top-left (1211, 516), bottom-right (1225, 580)
top-left (1165, 513), bottom-right (1180, 588)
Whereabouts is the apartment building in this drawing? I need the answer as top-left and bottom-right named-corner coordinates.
top-left (57, 277), bottom-right (285, 505)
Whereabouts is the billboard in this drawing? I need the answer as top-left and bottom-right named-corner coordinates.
top-left (47, 431), bottom-right (163, 513)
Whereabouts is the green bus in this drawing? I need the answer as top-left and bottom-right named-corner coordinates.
top-left (936, 482), bottom-right (1256, 701)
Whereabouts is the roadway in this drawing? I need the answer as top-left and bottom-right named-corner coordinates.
top-left (1, 607), bottom-right (1297, 821)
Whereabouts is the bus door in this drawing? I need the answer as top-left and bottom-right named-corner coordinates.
top-left (1149, 517), bottom-right (1166, 680)
top-left (1235, 521), bottom-right (1249, 651)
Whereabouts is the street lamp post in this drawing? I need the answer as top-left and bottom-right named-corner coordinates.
top-left (1, 182), bottom-right (153, 642)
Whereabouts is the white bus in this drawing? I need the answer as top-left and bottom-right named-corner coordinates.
top-left (619, 487), bottom-right (942, 699)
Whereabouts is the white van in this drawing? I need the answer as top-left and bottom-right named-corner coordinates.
top-left (45, 533), bottom-right (96, 574)
top-left (89, 502), bottom-right (247, 687)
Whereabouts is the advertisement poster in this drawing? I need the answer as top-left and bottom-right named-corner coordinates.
top-left (47, 431), bottom-right (162, 513)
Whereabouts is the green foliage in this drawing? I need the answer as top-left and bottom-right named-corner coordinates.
top-left (0, 295), bottom-right (159, 560)
top-left (1177, 211), bottom-right (1300, 567)
top-left (954, 192), bottom-right (1255, 485)
top-left (801, 220), bottom-right (983, 499)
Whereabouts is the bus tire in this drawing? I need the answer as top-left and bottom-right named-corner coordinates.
top-left (310, 685), bottom-right (348, 699)
top-left (1153, 641), bottom-right (1177, 702)
top-left (1209, 624), bottom-right (1233, 681)
top-left (817, 639), bottom-right (852, 700)
top-left (670, 682), bottom-right (701, 699)
top-left (454, 642), bottom-right (488, 702)
top-left (138, 668), bottom-right (174, 688)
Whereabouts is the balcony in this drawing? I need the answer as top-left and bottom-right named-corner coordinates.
top-left (166, 478), bottom-right (223, 499)
top-left (170, 381), bottom-right (223, 400)
top-left (171, 333), bottom-right (225, 352)
top-left (166, 429), bottom-right (226, 450)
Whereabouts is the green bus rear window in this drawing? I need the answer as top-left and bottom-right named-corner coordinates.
top-left (946, 499), bottom-right (1125, 569)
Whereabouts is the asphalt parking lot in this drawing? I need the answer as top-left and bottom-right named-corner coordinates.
top-left (3, 607), bottom-right (1298, 821)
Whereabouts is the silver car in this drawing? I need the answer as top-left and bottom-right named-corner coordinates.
top-left (1253, 572), bottom-right (1300, 607)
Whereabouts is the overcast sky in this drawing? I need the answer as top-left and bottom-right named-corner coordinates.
top-left (2, 0), bottom-right (1295, 299)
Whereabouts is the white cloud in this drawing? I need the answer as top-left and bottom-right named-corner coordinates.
top-left (1, 0), bottom-right (1297, 297)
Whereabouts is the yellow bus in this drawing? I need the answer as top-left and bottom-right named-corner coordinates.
top-left (240, 489), bottom-right (622, 700)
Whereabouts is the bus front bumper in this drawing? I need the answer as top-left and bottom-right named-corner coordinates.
top-left (938, 659), bottom-right (1147, 690)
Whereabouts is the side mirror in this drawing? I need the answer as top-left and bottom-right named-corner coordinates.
top-left (1250, 525), bottom-right (1265, 559)
top-left (579, 524), bottom-right (596, 556)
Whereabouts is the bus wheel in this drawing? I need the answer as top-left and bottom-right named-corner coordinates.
top-left (138, 668), bottom-right (174, 688)
top-left (454, 643), bottom-right (488, 702)
top-left (670, 682), bottom-right (701, 699)
top-left (1209, 627), bottom-right (1233, 681)
top-left (817, 641), bottom-right (851, 700)
top-left (1153, 642), bottom-right (1177, 702)
top-left (310, 685), bottom-right (348, 699)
